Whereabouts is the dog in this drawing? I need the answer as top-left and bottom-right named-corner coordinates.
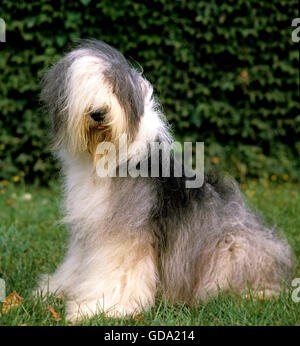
top-left (38, 39), bottom-right (293, 321)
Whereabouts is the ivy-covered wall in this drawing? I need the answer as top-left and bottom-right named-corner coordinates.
top-left (0, 0), bottom-right (299, 184)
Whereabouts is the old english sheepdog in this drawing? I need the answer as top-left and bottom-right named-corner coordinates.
top-left (37, 39), bottom-right (293, 321)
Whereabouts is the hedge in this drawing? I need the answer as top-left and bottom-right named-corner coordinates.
top-left (0, 0), bottom-right (299, 185)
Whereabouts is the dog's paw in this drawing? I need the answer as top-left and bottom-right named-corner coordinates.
top-left (65, 299), bottom-right (142, 323)
top-left (33, 275), bottom-right (64, 299)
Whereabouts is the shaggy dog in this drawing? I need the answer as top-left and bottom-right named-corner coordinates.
top-left (38, 39), bottom-right (293, 321)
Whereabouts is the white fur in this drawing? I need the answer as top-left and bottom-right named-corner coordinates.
top-left (65, 53), bottom-right (127, 153)
top-left (39, 149), bottom-right (159, 320)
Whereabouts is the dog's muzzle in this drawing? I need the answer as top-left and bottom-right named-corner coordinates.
top-left (90, 110), bottom-right (107, 129)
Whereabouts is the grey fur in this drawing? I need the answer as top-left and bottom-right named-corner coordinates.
top-left (105, 171), bottom-right (293, 303)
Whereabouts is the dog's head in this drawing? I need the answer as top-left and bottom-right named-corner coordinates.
top-left (41, 40), bottom-right (151, 159)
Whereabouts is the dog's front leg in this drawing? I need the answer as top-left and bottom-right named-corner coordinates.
top-left (65, 232), bottom-right (157, 322)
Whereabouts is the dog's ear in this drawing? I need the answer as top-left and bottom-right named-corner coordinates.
top-left (104, 67), bottom-right (145, 140)
top-left (40, 55), bottom-right (72, 150)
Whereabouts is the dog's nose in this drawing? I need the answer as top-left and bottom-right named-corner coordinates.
top-left (90, 110), bottom-right (106, 123)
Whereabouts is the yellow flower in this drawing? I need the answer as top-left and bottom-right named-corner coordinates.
top-left (212, 157), bottom-right (220, 164)
top-left (1, 180), bottom-right (9, 187)
top-left (242, 183), bottom-right (247, 189)
top-left (270, 175), bottom-right (277, 182)
top-left (13, 176), bottom-right (20, 183)
top-left (252, 180), bottom-right (257, 185)
top-left (282, 174), bottom-right (289, 181)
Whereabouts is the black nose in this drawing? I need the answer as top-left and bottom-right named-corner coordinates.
top-left (90, 110), bottom-right (106, 123)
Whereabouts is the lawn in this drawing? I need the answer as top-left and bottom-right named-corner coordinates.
top-left (0, 179), bottom-right (299, 326)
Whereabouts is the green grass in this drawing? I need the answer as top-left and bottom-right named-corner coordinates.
top-left (0, 180), bottom-right (299, 326)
